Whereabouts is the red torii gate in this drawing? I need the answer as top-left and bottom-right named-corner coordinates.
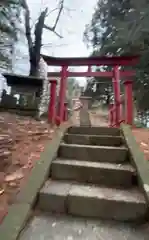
top-left (42, 54), bottom-right (139, 127)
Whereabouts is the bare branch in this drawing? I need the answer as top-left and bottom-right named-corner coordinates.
top-left (46, 7), bottom-right (60, 17)
top-left (22, 0), bottom-right (65, 76)
top-left (42, 43), bottom-right (68, 48)
top-left (43, 0), bottom-right (64, 38)
top-left (53, 0), bottom-right (64, 30)
top-left (43, 24), bottom-right (63, 38)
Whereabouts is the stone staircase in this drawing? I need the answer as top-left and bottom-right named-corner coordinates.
top-left (38, 126), bottom-right (148, 221)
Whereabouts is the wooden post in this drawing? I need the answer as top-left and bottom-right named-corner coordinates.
top-left (124, 80), bottom-right (133, 125)
top-left (87, 65), bottom-right (92, 75)
top-left (58, 65), bottom-right (68, 124)
top-left (113, 66), bottom-right (121, 127)
top-left (48, 79), bottom-right (57, 124)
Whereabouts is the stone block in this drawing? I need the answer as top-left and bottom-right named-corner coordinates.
top-left (58, 143), bottom-right (128, 163)
top-left (38, 180), bottom-right (71, 213)
top-left (67, 126), bottom-right (121, 136)
top-left (51, 159), bottom-right (136, 188)
top-left (63, 133), bottom-right (123, 146)
top-left (67, 184), bottom-right (147, 221)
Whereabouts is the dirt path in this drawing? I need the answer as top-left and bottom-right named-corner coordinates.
top-left (89, 108), bottom-right (108, 126)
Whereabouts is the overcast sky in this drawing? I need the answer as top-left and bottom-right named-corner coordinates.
top-left (27, 0), bottom-right (97, 57)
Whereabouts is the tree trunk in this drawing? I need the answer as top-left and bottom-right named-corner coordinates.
top-left (38, 57), bottom-right (49, 118)
top-left (22, 0), bottom-right (47, 76)
top-left (29, 8), bottom-right (48, 76)
top-left (106, 93), bottom-right (110, 105)
top-left (23, 0), bottom-right (64, 77)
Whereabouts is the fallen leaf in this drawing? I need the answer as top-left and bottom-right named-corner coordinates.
top-left (0, 189), bottom-right (4, 195)
top-left (5, 170), bottom-right (24, 182)
top-left (141, 142), bottom-right (148, 147)
top-left (8, 182), bottom-right (17, 187)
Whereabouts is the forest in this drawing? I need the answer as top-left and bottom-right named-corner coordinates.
top-left (84, 0), bottom-right (149, 126)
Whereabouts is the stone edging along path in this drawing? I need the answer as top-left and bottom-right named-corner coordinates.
top-left (0, 122), bottom-right (69, 240)
top-left (121, 124), bottom-right (149, 216)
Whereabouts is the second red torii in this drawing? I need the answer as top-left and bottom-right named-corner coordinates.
top-left (42, 54), bottom-right (139, 126)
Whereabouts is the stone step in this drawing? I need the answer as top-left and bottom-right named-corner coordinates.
top-left (39, 180), bottom-right (147, 221)
top-left (63, 133), bottom-right (123, 146)
top-left (51, 159), bottom-right (136, 188)
top-left (58, 143), bottom-right (128, 163)
top-left (67, 126), bottom-right (121, 136)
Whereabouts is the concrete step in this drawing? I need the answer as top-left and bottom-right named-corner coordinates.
top-left (38, 180), bottom-right (147, 221)
top-left (58, 143), bottom-right (128, 163)
top-left (63, 133), bottom-right (123, 146)
top-left (51, 159), bottom-right (136, 188)
top-left (67, 126), bottom-right (121, 136)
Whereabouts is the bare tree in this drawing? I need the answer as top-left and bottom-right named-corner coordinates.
top-left (22, 0), bottom-right (64, 77)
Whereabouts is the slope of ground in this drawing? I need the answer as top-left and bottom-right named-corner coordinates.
top-left (0, 112), bottom-right (56, 223)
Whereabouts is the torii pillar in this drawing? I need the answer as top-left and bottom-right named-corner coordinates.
top-left (113, 66), bottom-right (121, 127)
top-left (58, 65), bottom-right (68, 124)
